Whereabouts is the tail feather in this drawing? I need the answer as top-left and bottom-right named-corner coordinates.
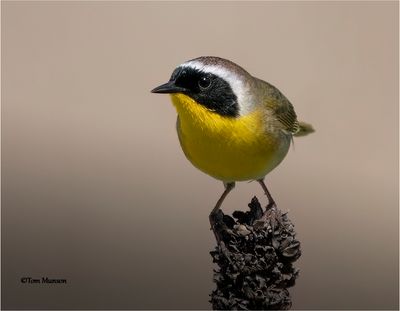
top-left (294, 121), bottom-right (314, 137)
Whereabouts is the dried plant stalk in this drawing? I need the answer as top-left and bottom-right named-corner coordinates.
top-left (210, 197), bottom-right (301, 310)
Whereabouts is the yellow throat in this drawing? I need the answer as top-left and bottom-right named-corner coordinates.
top-left (170, 93), bottom-right (290, 182)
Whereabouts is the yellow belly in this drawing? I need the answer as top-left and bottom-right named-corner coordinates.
top-left (171, 94), bottom-right (290, 182)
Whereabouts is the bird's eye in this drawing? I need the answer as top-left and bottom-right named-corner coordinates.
top-left (198, 76), bottom-right (211, 89)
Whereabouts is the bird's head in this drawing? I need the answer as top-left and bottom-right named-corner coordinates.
top-left (151, 56), bottom-right (255, 117)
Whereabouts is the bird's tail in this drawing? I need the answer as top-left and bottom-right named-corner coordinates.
top-left (294, 121), bottom-right (315, 137)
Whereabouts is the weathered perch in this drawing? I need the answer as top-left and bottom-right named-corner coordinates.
top-left (209, 197), bottom-right (301, 310)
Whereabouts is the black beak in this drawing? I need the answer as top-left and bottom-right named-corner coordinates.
top-left (151, 81), bottom-right (187, 94)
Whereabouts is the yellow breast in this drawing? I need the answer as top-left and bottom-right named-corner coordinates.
top-left (171, 93), bottom-right (289, 182)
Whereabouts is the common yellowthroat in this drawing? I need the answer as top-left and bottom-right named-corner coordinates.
top-left (151, 56), bottom-right (313, 223)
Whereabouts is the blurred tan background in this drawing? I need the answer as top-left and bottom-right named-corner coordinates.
top-left (2, 1), bottom-right (398, 309)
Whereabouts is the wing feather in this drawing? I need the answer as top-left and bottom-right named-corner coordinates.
top-left (257, 79), bottom-right (300, 135)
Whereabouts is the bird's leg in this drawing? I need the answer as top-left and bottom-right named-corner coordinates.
top-left (209, 182), bottom-right (235, 228)
top-left (209, 182), bottom-right (235, 261)
top-left (257, 179), bottom-right (276, 210)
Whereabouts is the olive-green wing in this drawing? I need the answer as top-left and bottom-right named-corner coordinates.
top-left (261, 80), bottom-right (300, 135)
top-left (273, 97), bottom-right (300, 135)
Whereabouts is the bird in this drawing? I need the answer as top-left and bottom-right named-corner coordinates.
top-left (151, 56), bottom-right (314, 227)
